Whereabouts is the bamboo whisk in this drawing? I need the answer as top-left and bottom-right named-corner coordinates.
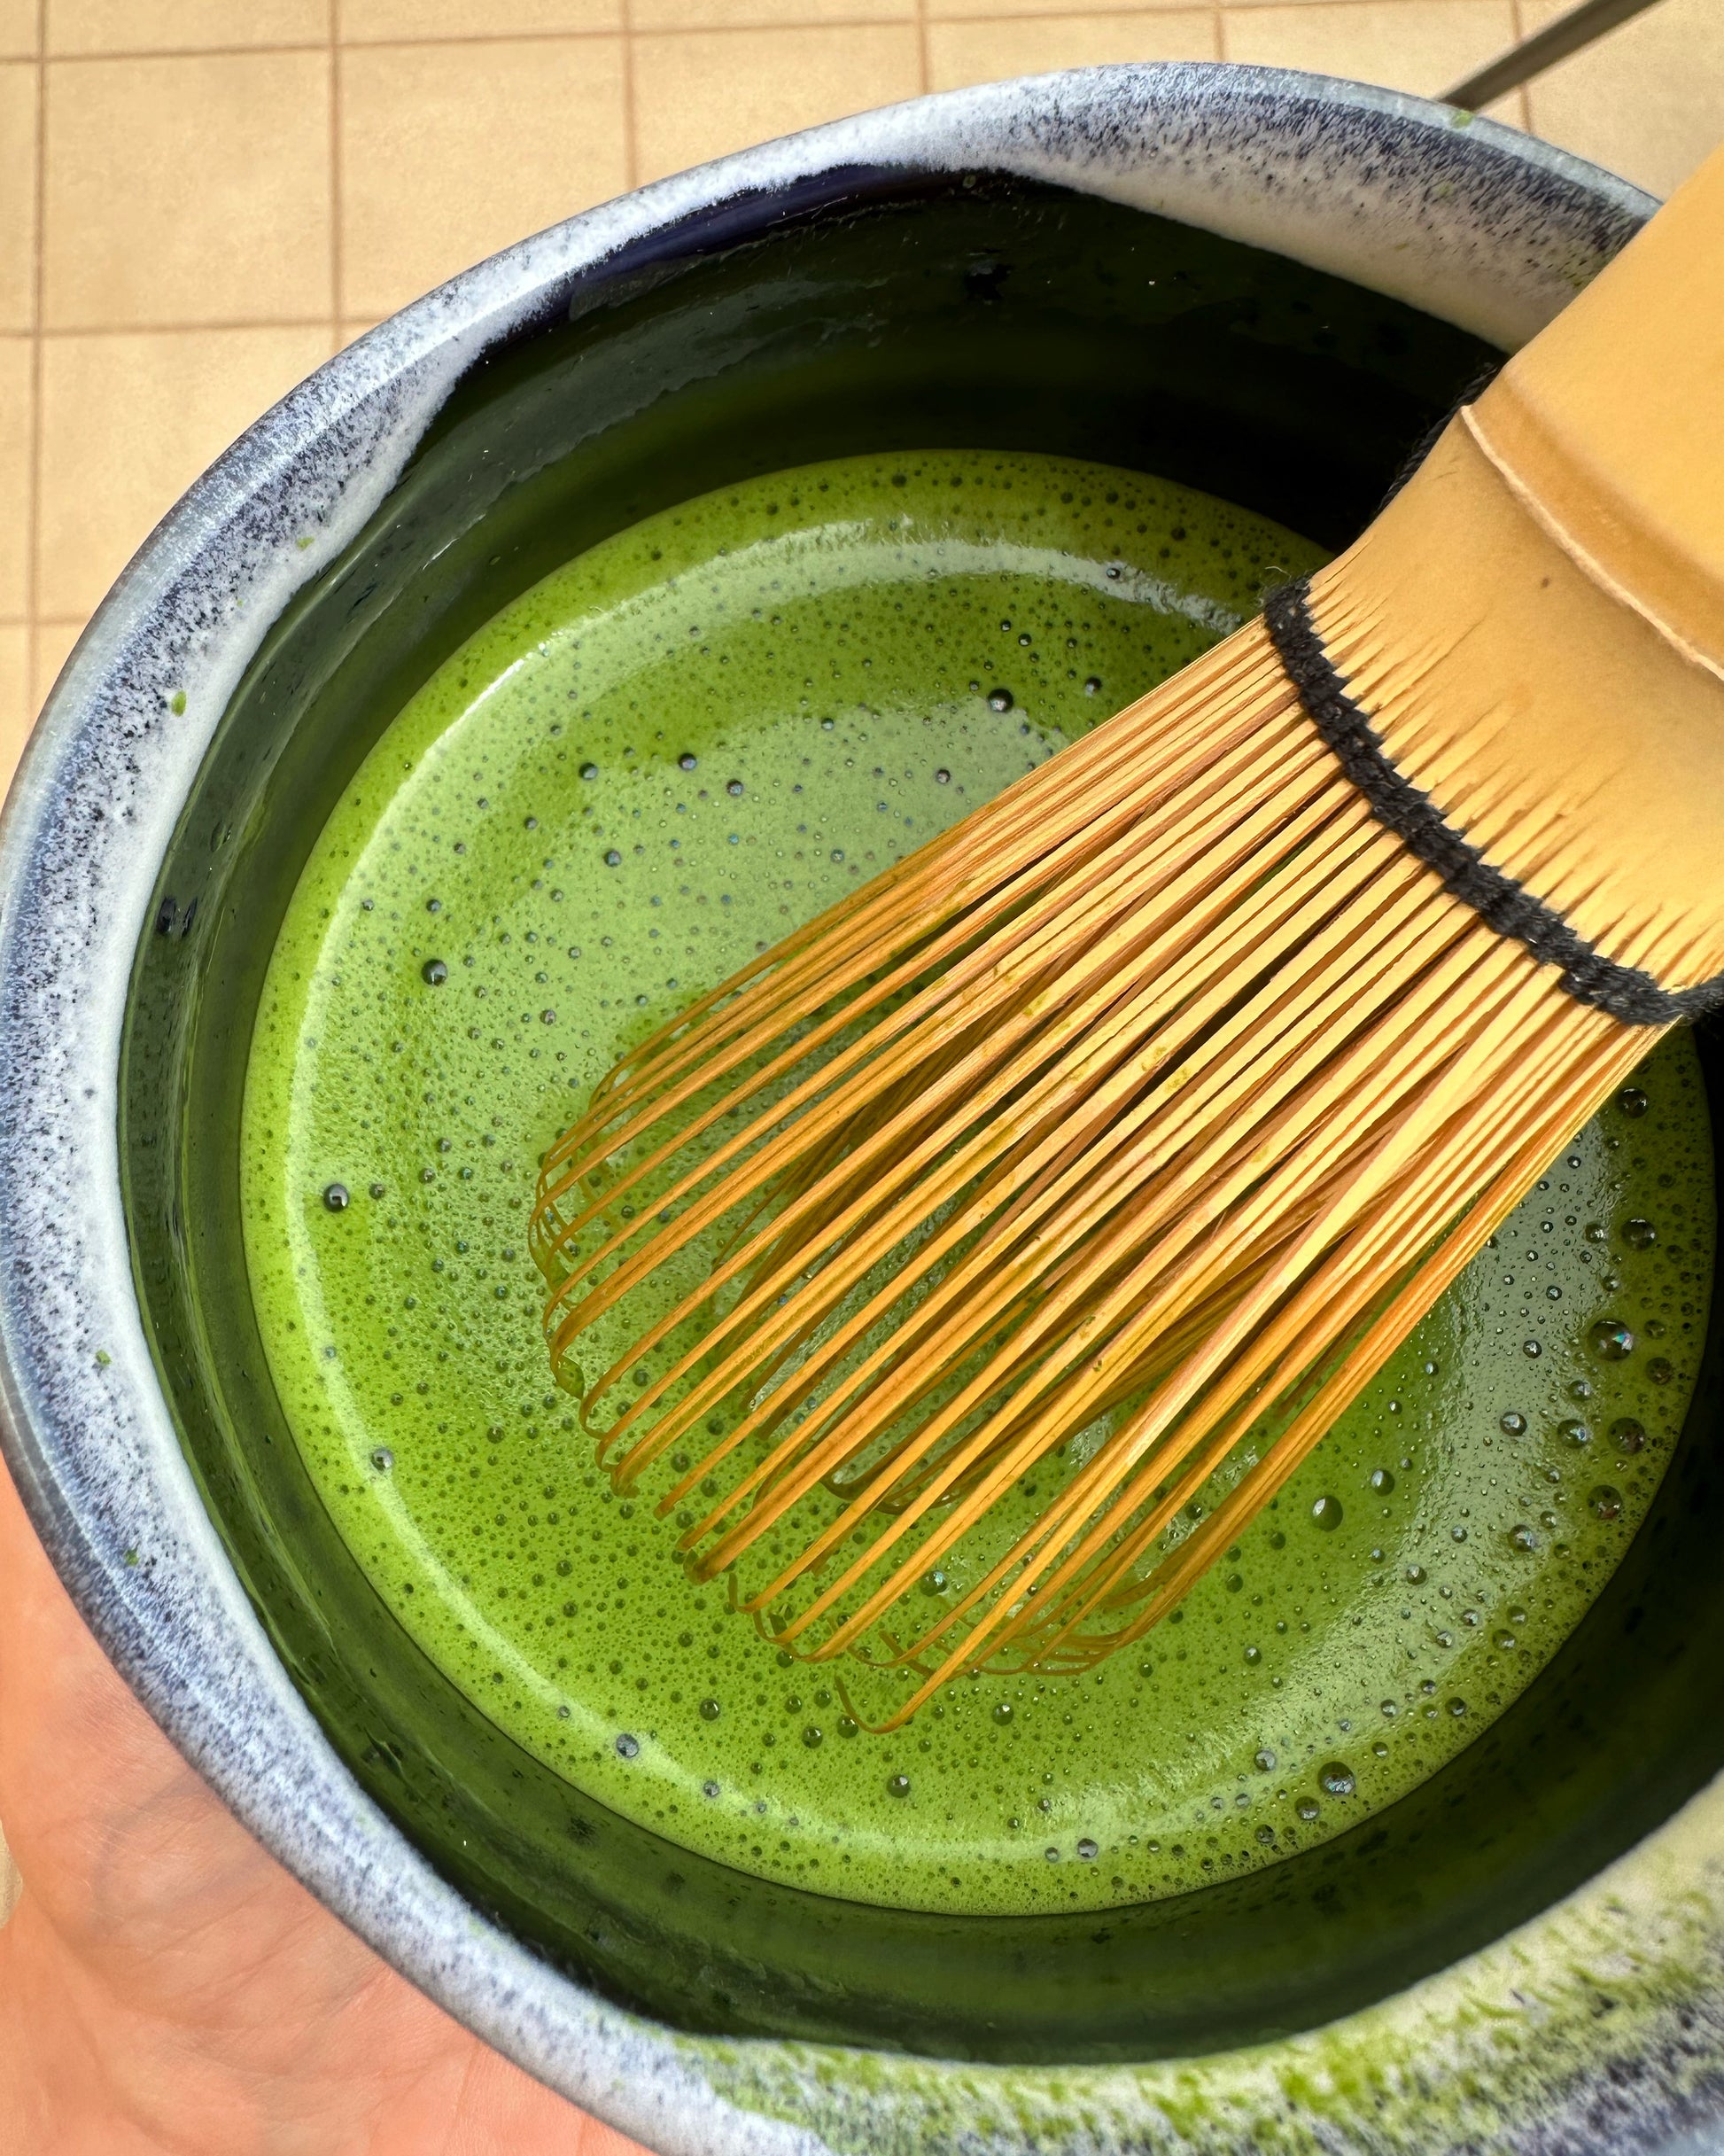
top-left (532, 146), bottom-right (1724, 1730)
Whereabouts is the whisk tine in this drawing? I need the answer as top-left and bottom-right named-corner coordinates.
top-left (532, 602), bottom-right (1672, 1730)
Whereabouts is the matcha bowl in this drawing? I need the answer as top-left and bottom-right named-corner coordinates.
top-left (4, 59), bottom-right (1723, 2156)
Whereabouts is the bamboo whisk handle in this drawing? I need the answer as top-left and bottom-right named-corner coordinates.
top-left (1475, 139), bottom-right (1724, 680)
top-left (1300, 141), bottom-right (1724, 1011)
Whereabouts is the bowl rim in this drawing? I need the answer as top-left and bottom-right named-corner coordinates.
top-left (6, 57), bottom-right (1719, 2156)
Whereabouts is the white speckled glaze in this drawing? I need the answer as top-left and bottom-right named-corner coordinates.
top-left (4, 59), bottom-right (1720, 2156)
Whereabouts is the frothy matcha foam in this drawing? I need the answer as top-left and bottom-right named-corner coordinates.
top-left (242, 450), bottom-right (1712, 1916)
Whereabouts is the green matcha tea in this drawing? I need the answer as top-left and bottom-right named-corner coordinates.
top-left (241, 450), bottom-right (1714, 1918)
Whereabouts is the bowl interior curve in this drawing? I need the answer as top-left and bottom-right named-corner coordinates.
top-left (119, 167), bottom-right (1724, 2066)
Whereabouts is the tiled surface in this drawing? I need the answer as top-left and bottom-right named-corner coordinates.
top-left (633, 23), bottom-right (922, 177)
top-left (929, 11), bottom-right (1216, 85)
top-left (1221, 0), bottom-right (1516, 97)
top-left (1523, 0), bottom-right (1724, 201)
top-left (339, 38), bottom-right (628, 315)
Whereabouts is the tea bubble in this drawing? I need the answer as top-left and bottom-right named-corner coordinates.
top-left (1590, 1320), bottom-right (1635, 1361)
top-left (615, 1733), bottom-right (640, 1759)
top-left (1623, 1218), bottom-right (1657, 1249)
top-left (421, 959), bottom-right (447, 985)
top-left (1254, 1747), bottom-right (1277, 1771)
top-left (1619, 1087), bottom-right (1650, 1117)
top-left (1500, 1413), bottom-right (1526, 1436)
top-left (1589, 1485), bottom-right (1624, 1521)
top-left (988, 689), bottom-right (1014, 712)
top-left (1319, 1762), bottom-right (1355, 1797)
top-left (370, 1446), bottom-right (394, 1472)
top-left (1611, 1418), bottom-right (1647, 1453)
top-left (887, 1773), bottom-right (912, 1798)
top-left (1559, 1420), bottom-right (1591, 1447)
top-left (1510, 1523), bottom-right (1540, 1552)
top-left (1369, 1467), bottom-right (1395, 1493)
top-left (322, 1182), bottom-right (350, 1211)
top-left (1076, 1838), bottom-right (1099, 1861)
top-left (993, 1702), bottom-right (1014, 1725)
top-left (1310, 1495), bottom-right (1343, 1530)
top-left (1296, 1796), bottom-right (1322, 1822)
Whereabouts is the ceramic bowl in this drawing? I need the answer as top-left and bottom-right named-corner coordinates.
top-left (5, 58), bottom-right (1723, 2156)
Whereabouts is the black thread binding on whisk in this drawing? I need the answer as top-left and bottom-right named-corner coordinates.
top-left (1261, 578), bottom-right (1724, 1027)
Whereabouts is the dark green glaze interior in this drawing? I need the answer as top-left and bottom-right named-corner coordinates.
top-left (119, 169), bottom-right (1724, 2065)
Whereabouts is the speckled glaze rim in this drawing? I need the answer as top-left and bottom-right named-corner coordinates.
top-left (4, 58), bottom-right (1720, 2156)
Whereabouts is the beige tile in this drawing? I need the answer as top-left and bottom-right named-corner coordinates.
top-left (43, 51), bottom-right (332, 330)
top-left (341, 0), bottom-right (620, 35)
top-left (0, 0), bottom-right (35, 57)
top-left (635, 0), bottom-right (908, 31)
top-left (0, 64), bottom-right (37, 332)
top-left (1221, 0), bottom-right (1515, 97)
top-left (1523, 0), bottom-right (1724, 199)
top-left (930, 10), bottom-right (1215, 80)
top-left (31, 615), bottom-right (83, 719)
top-left (0, 337), bottom-right (30, 617)
top-left (46, 0), bottom-right (327, 51)
top-left (0, 624), bottom-right (25, 793)
top-left (633, 24), bottom-right (922, 185)
top-left (36, 325), bottom-right (331, 619)
top-left (339, 38), bottom-right (627, 319)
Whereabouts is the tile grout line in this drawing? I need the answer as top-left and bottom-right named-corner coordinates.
top-left (330, 0), bottom-right (345, 342)
top-left (40, 39), bottom-right (332, 64)
top-left (25, 0), bottom-right (44, 725)
top-left (27, 318), bottom-right (353, 338)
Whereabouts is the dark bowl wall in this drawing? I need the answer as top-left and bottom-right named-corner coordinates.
top-left (118, 167), bottom-right (1724, 2066)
